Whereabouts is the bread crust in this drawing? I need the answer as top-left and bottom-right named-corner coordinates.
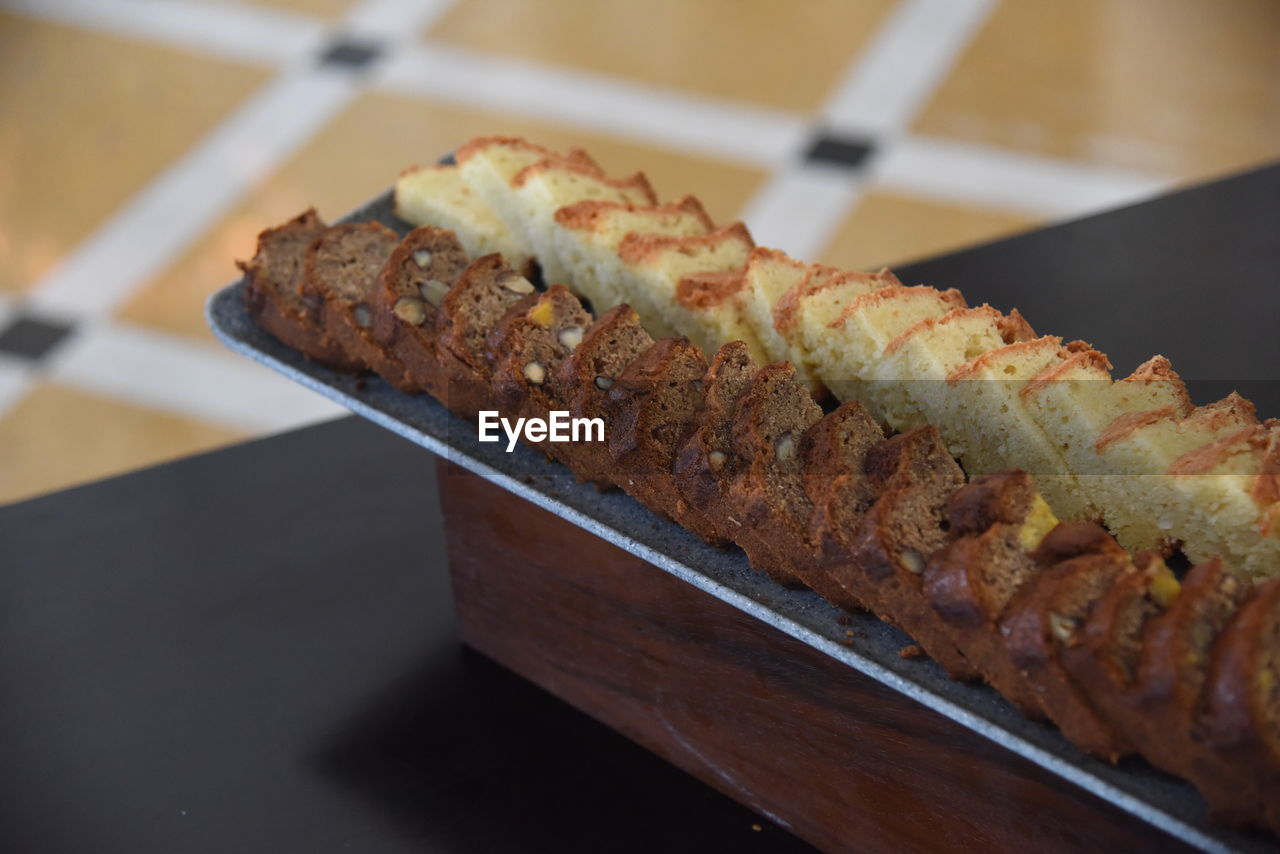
top-left (435, 254), bottom-right (537, 419)
top-left (369, 225), bottom-right (471, 396)
top-left (604, 338), bottom-right (709, 528)
top-left (724, 362), bottom-right (823, 590)
top-left (1198, 577), bottom-right (1280, 830)
top-left (845, 428), bottom-right (977, 680)
top-left (486, 284), bottom-right (593, 465)
top-left (1000, 548), bottom-right (1135, 760)
top-left (242, 201), bottom-right (1280, 835)
top-left (301, 222), bottom-right (408, 389)
top-left (558, 304), bottom-right (654, 487)
top-left (924, 471), bottom-right (1050, 716)
top-left (239, 209), bottom-right (363, 371)
top-left (796, 401), bottom-right (885, 612)
top-left (671, 342), bottom-right (759, 546)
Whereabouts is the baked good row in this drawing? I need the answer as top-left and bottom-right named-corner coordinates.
top-left (238, 209), bottom-right (1279, 834)
top-left (396, 136), bottom-right (1280, 584)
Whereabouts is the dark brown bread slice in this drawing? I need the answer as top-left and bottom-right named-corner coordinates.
top-left (300, 223), bottom-right (406, 386)
top-left (1059, 551), bottom-right (1181, 741)
top-left (1030, 521), bottom-right (1129, 564)
top-left (238, 209), bottom-right (361, 370)
top-left (434, 253), bottom-right (538, 419)
top-left (557, 304), bottom-right (654, 487)
top-left (486, 284), bottom-right (593, 462)
top-left (923, 471), bottom-right (1058, 717)
top-left (605, 338), bottom-right (708, 526)
top-left (1106, 558), bottom-right (1255, 824)
top-left (801, 402), bottom-right (886, 612)
top-left (671, 342), bottom-right (760, 546)
top-left (725, 362), bottom-right (824, 590)
top-left (845, 427), bottom-right (977, 679)
top-left (369, 225), bottom-right (471, 396)
top-left (1000, 544), bottom-right (1136, 760)
top-left (1197, 577), bottom-right (1280, 831)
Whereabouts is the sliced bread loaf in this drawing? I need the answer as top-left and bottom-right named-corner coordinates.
top-left (801, 401), bottom-right (886, 612)
top-left (1001, 535), bottom-right (1136, 760)
top-left (239, 209), bottom-right (361, 370)
top-left (434, 253), bottom-right (538, 418)
top-left (671, 341), bottom-right (760, 546)
top-left (1196, 577), bottom-right (1280, 830)
top-left (369, 225), bottom-right (471, 395)
top-left (486, 284), bottom-right (593, 462)
top-left (845, 427), bottom-right (977, 679)
top-left (557, 303), bottom-right (655, 487)
top-left (299, 222), bottom-right (404, 383)
top-left (725, 361), bottom-right (827, 591)
top-left (605, 338), bottom-right (710, 527)
top-left (1110, 558), bottom-right (1251, 821)
top-left (923, 471), bottom-right (1060, 716)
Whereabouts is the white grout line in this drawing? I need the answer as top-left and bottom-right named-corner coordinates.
top-left (736, 0), bottom-right (999, 256)
top-left (45, 321), bottom-right (346, 433)
top-left (374, 42), bottom-right (809, 168)
top-left (25, 69), bottom-right (360, 319)
top-left (0, 0), bottom-right (328, 68)
top-left (340, 0), bottom-right (457, 43)
top-left (739, 166), bottom-right (865, 261)
top-left (822, 0), bottom-right (998, 139)
top-left (872, 135), bottom-right (1174, 219)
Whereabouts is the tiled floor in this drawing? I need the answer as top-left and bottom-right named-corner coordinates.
top-left (1, 0), bottom-right (1278, 504)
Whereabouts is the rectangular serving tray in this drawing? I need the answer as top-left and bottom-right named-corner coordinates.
top-left (207, 191), bottom-right (1274, 854)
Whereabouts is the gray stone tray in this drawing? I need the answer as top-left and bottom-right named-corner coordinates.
top-left (206, 192), bottom-right (1276, 854)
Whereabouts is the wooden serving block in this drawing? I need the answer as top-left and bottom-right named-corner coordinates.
top-left (438, 461), bottom-right (1187, 854)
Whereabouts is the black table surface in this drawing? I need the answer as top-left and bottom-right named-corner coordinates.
top-left (2, 161), bottom-right (1277, 853)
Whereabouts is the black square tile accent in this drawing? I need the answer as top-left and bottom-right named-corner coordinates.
top-left (317, 37), bottom-right (384, 69)
top-left (0, 314), bottom-right (75, 361)
top-left (804, 133), bottom-right (876, 170)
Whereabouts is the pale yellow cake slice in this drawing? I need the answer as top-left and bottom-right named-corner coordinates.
top-left (455, 136), bottom-right (653, 285)
top-left (731, 249), bottom-right (899, 394)
top-left (803, 285), bottom-right (965, 406)
top-left (862, 305), bottom-right (1033, 433)
top-left (508, 157), bottom-right (656, 287)
top-left (394, 164), bottom-right (532, 273)
top-left (734, 248), bottom-right (827, 379)
top-left (1093, 393), bottom-right (1261, 553)
top-left (941, 337), bottom-right (1096, 521)
top-left (774, 266), bottom-right (901, 393)
top-left (1160, 420), bottom-right (1280, 582)
top-left (614, 223), bottom-right (766, 359)
top-left (1021, 351), bottom-right (1193, 478)
top-left (549, 196), bottom-right (714, 323)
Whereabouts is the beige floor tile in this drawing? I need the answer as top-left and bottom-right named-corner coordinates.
top-left (0, 13), bottom-right (270, 294)
top-left (0, 383), bottom-right (246, 505)
top-left (428, 0), bottom-right (897, 113)
top-left (118, 90), bottom-right (767, 342)
top-left (819, 190), bottom-right (1042, 273)
top-left (914, 0), bottom-right (1280, 180)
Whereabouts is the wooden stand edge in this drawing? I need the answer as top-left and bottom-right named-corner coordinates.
top-left (438, 461), bottom-right (1185, 853)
